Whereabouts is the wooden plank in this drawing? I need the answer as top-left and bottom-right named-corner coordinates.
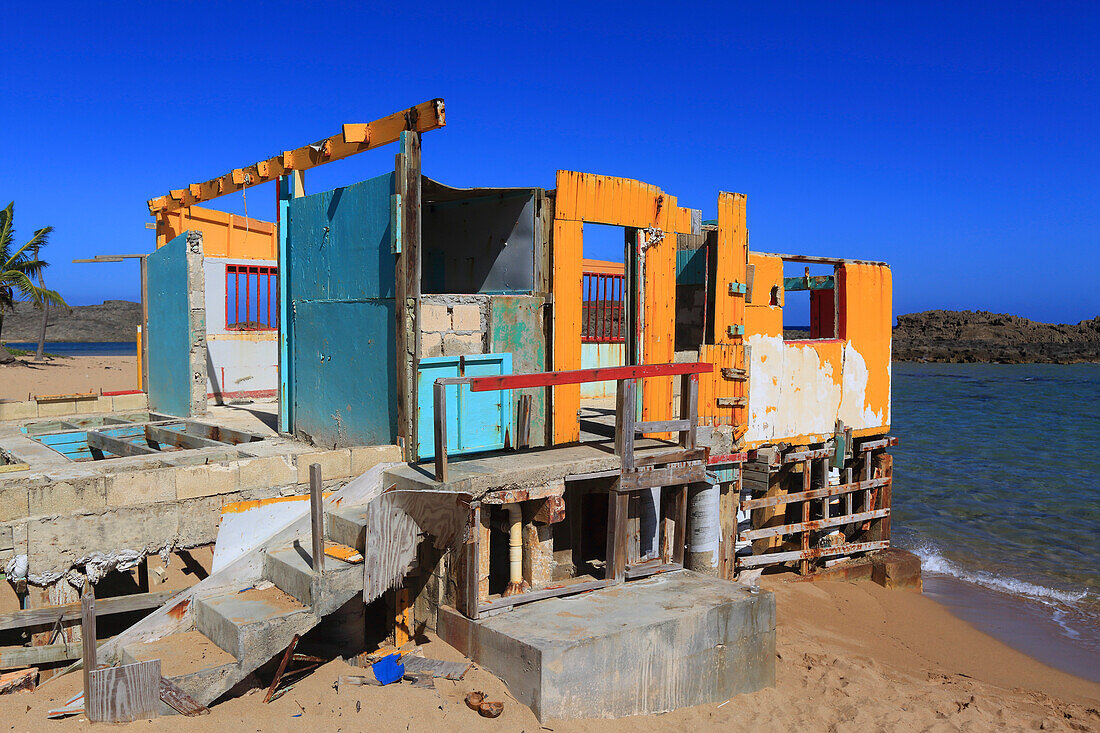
top-left (859, 436), bottom-right (898, 451)
top-left (716, 397), bottom-right (747, 408)
top-left (740, 508), bottom-right (890, 542)
top-left (148, 99), bottom-right (445, 214)
top-left (784, 447), bottom-right (833, 463)
top-left (81, 585), bottom-right (95, 708)
top-left (516, 393), bottom-right (531, 449)
top-left (86, 430), bottom-right (157, 458)
top-left (800, 459), bottom-right (812, 574)
top-left (433, 381), bottom-right (448, 483)
top-left (616, 378), bottom-right (636, 471)
top-left (309, 464), bottom-right (325, 574)
top-left (0, 667), bottom-right (38, 694)
top-left (0, 641), bottom-right (89, 670)
top-left (450, 361), bottom-right (713, 392)
top-left (144, 424), bottom-right (224, 451)
top-left (458, 504), bottom-right (480, 620)
top-left (633, 448), bottom-right (705, 467)
top-left (634, 419), bottom-right (691, 434)
top-left (618, 464), bottom-right (706, 491)
top-left (605, 491), bottom-right (629, 584)
top-left (159, 677), bottom-right (208, 716)
top-left (720, 367), bottom-right (747, 380)
top-left (88, 660), bottom-right (161, 722)
top-left (0, 590), bottom-right (176, 633)
top-left (624, 561), bottom-right (681, 580)
top-left (740, 477), bottom-right (890, 510)
top-left (478, 577), bottom-right (607, 613)
top-left (738, 540), bottom-right (890, 568)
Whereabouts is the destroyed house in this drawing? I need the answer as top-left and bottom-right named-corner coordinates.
top-left (0, 99), bottom-right (896, 721)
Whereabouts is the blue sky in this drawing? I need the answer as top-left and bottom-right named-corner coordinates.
top-left (2, 2), bottom-right (1096, 323)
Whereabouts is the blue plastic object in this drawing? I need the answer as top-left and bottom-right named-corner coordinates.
top-left (371, 653), bottom-right (405, 685)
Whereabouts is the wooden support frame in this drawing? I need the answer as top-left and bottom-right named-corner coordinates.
top-left (87, 430), bottom-right (157, 458)
top-left (148, 99), bottom-right (445, 214)
top-left (143, 424), bottom-right (224, 451)
top-left (0, 590), bottom-right (176, 634)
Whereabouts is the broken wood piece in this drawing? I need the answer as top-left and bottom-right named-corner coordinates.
top-left (87, 660), bottom-right (161, 723)
top-left (324, 543), bottom-right (363, 564)
top-left (531, 495), bottom-right (566, 525)
top-left (46, 691), bottom-right (84, 719)
top-left (159, 677), bottom-right (209, 716)
top-left (337, 674), bottom-right (380, 690)
top-left (263, 634), bottom-right (300, 703)
top-left (0, 666), bottom-right (37, 694)
top-left (401, 655), bottom-right (471, 680)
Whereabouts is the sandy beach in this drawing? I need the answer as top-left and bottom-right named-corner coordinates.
top-left (0, 355), bottom-right (138, 401)
top-left (3, 577), bottom-right (1096, 732)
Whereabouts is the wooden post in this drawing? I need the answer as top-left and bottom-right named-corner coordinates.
top-left (516, 394), bottom-right (531, 449)
top-left (671, 485), bottom-right (688, 566)
top-left (615, 378), bottom-right (636, 470)
top-left (457, 504), bottom-right (480, 619)
top-left (434, 381), bottom-right (448, 483)
top-left (605, 489), bottom-right (630, 584)
top-left (394, 588), bottom-right (411, 647)
top-left (863, 449), bottom-right (873, 512)
top-left (679, 373), bottom-right (699, 449)
top-left (309, 463), bottom-right (325, 573)
top-left (81, 583), bottom-right (96, 705)
top-left (799, 458), bottom-right (812, 575)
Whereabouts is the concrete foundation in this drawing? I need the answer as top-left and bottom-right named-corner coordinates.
top-left (438, 570), bottom-right (775, 721)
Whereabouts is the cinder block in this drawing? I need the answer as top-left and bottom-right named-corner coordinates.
top-left (111, 393), bottom-right (148, 412)
top-left (27, 478), bottom-right (107, 516)
top-left (176, 463), bottom-right (240, 500)
top-left (451, 304), bottom-right (482, 332)
top-left (76, 396), bottom-right (113, 414)
top-left (237, 455), bottom-right (296, 490)
top-left (0, 486), bottom-right (29, 522)
top-left (0, 525), bottom-right (12, 553)
top-left (350, 445), bottom-right (402, 475)
top-left (36, 400), bottom-right (78, 417)
top-left (420, 332), bottom-right (444, 358)
top-left (296, 450), bottom-right (351, 484)
top-left (420, 304), bottom-right (451, 332)
top-left (106, 468), bottom-right (177, 506)
top-left (0, 401), bottom-right (36, 422)
top-left (442, 332), bottom-right (484, 356)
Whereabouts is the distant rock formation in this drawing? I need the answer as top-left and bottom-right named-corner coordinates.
top-left (1, 300), bottom-right (141, 343)
top-left (892, 310), bottom-right (1100, 363)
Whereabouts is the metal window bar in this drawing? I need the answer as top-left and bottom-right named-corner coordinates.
top-left (226, 264), bottom-right (278, 330)
top-left (581, 271), bottom-right (626, 343)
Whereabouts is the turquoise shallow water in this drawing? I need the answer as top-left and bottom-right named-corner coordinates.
top-left (890, 363), bottom-right (1099, 679)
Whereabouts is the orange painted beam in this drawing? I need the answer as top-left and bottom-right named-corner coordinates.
top-left (148, 99), bottom-right (445, 215)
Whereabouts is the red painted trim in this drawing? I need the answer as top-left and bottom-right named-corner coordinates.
top-left (208, 388), bottom-right (278, 400)
top-left (708, 452), bottom-right (748, 465)
top-left (783, 338), bottom-right (844, 345)
top-left (463, 362), bottom-right (713, 393)
top-left (101, 389), bottom-right (144, 396)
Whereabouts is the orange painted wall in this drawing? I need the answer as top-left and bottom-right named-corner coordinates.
top-left (156, 205), bottom-right (276, 261)
top-left (838, 262), bottom-right (893, 427)
top-left (551, 171), bottom-right (684, 443)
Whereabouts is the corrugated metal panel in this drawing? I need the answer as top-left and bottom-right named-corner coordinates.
top-left (416, 353), bottom-right (512, 460)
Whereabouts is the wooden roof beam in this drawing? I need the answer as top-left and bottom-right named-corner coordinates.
top-left (148, 98), bottom-right (446, 215)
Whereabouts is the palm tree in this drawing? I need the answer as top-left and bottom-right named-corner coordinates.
top-left (0, 202), bottom-right (66, 349)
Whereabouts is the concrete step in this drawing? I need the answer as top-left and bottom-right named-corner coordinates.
top-left (195, 586), bottom-right (316, 663)
top-left (121, 630), bottom-right (238, 713)
top-left (262, 541), bottom-right (363, 617)
top-left (325, 506), bottom-right (369, 551)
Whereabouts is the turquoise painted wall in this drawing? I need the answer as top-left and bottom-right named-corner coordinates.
top-left (416, 353), bottom-right (512, 460)
top-left (286, 173), bottom-right (398, 447)
top-left (147, 233), bottom-right (192, 417)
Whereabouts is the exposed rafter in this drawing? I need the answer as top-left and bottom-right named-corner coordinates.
top-left (147, 99), bottom-right (446, 215)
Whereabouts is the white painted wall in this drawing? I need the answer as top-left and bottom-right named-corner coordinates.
top-left (203, 257), bottom-right (278, 400)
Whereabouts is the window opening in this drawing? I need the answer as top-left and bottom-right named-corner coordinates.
top-left (782, 262), bottom-right (836, 340)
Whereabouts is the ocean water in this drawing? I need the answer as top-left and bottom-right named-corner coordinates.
top-left (890, 362), bottom-right (1099, 680)
top-left (4, 341), bottom-right (136, 356)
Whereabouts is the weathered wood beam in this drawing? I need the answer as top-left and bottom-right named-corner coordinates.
top-left (0, 640), bottom-right (98, 670)
top-left (740, 508), bottom-right (890, 542)
top-left (740, 476), bottom-right (890, 511)
top-left (86, 431), bottom-right (157, 458)
top-left (738, 539), bottom-right (890, 568)
top-left (0, 590), bottom-right (176, 633)
top-left (148, 99), bottom-right (446, 214)
top-left (144, 424), bottom-right (224, 451)
top-left (783, 275), bottom-right (834, 291)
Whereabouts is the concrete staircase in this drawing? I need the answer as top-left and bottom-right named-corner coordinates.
top-left (117, 505), bottom-right (372, 709)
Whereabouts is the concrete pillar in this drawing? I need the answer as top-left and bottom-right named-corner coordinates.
top-left (184, 231), bottom-right (208, 417)
top-left (686, 480), bottom-right (720, 575)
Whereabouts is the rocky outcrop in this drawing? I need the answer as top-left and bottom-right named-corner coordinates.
top-left (0, 300), bottom-right (140, 343)
top-left (892, 310), bottom-right (1100, 363)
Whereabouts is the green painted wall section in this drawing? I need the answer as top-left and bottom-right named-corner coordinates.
top-left (490, 295), bottom-right (548, 448)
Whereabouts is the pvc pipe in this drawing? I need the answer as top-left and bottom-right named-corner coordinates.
top-left (507, 504), bottom-right (522, 585)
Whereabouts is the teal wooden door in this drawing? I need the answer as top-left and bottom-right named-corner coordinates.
top-left (417, 353), bottom-right (512, 460)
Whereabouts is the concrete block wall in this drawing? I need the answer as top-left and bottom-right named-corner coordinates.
top-left (185, 232), bottom-right (209, 416)
top-left (0, 444), bottom-right (401, 578)
top-left (419, 295), bottom-right (489, 358)
top-left (0, 392), bottom-right (149, 423)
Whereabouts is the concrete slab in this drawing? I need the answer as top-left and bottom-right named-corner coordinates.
top-left (195, 586), bottom-right (314, 661)
top-left (122, 629), bottom-right (240, 713)
top-left (262, 542), bottom-right (361, 615)
top-left (438, 570), bottom-right (775, 721)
